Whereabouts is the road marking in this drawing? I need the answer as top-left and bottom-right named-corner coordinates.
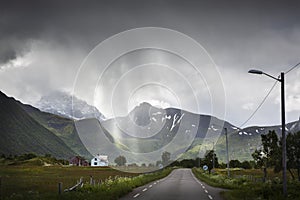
top-left (149, 185), bottom-right (152, 188)
top-left (133, 193), bottom-right (140, 198)
top-left (154, 182), bottom-right (157, 185)
top-left (190, 169), bottom-right (204, 186)
top-left (142, 188), bottom-right (147, 192)
top-left (189, 169), bottom-right (213, 199)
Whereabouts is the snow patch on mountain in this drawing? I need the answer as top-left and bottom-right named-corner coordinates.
top-left (211, 125), bottom-right (219, 131)
top-left (35, 91), bottom-right (105, 121)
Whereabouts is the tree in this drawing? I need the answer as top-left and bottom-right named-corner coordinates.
top-left (128, 163), bottom-right (138, 167)
top-left (195, 157), bottom-right (201, 168)
top-left (203, 150), bottom-right (219, 174)
top-left (252, 130), bottom-right (281, 182)
top-left (252, 149), bottom-right (268, 182)
top-left (229, 160), bottom-right (242, 168)
top-left (179, 159), bottom-right (196, 168)
top-left (18, 153), bottom-right (37, 161)
top-left (241, 161), bottom-right (252, 169)
top-left (162, 151), bottom-right (171, 166)
top-left (218, 162), bottom-right (227, 169)
top-left (249, 160), bottom-right (257, 169)
top-left (114, 155), bottom-right (127, 166)
top-left (148, 163), bottom-right (154, 167)
top-left (286, 131), bottom-right (300, 180)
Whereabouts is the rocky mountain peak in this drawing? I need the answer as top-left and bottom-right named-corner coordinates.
top-left (35, 91), bottom-right (105, 121)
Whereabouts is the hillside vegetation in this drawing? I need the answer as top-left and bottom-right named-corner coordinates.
top-left (0, 91), bottom-right (75, 159)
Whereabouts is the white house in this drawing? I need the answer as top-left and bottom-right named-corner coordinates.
top-left (91, 155), bottom-right (108, 167)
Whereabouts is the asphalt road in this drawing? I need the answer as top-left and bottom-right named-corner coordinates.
top-left (120, 168), bottom-right (224, 200)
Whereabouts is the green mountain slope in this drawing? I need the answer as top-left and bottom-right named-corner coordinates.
top-left (19, 103), bottom-right (92, 159)
top-left (0, 91), bottom-right (75, 159)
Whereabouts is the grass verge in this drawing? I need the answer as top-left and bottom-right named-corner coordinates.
top-left (61, 167), bottom-right (174, 200)
top-left (192, 168), bottom-right (300, 200)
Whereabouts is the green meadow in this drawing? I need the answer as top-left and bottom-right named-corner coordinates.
top-left (0, 162), bottom-right (173, 200)
top-left (0, 165), bottom-right (133, 199)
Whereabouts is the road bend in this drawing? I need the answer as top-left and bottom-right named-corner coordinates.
top-left (120, 168), bottom-right (224, 200)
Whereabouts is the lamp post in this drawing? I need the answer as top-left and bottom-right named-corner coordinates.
top-left (224, 128), bottom-right (230, 177)
top-left (248, 69), bottom-right (287, 197)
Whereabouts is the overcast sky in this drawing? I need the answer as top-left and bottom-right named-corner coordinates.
top-left (0, 0), bottom-right (300, 127)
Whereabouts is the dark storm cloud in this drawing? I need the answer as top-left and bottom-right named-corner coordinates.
top-left (0, 0), bottom-right (300, 126)
top-left (1, 0), bottom-right (299, 52)
top-left (0, 48), bottom-right (16, 65)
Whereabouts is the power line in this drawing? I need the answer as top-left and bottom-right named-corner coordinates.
top-left (225, 61), bottom-right (299, 134)
top-left (285, 62), bottom-right (300, 74)
top-left (238, 80), bottom-right (279, 129)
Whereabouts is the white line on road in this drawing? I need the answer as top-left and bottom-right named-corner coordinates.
top-left (142, 188), bottom-right (147, 192)
top-left (149, 185), bottom-right (152, 188)
top-left (154, 182), bottom-right (157, 185)
top-left (133, 193), bottom-right (140, 198)
top-left (189, 169), bottom-right (213, 199)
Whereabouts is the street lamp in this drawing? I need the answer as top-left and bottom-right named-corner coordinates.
top-left (248, 69), bottom-right (287, 197)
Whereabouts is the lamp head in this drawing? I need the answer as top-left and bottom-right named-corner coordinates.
top-left (248, 69), bottom-right (263, 75)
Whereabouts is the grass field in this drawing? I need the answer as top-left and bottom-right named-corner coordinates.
top-left (0, 165), bottom-right (137, 199)
top-left (0, 164), bottom-right (174, 200)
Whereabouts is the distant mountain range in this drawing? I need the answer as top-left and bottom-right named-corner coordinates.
top-left (35, 91), bottom-right (105, 121)
top-left (102, 102), bottom-right (237, 154)
top-left (1, 90), bottom-right (299, 163)
top-left (223, 120), bottom-right (300, 162)
top-left (102, 102), bottom-right (300, 162)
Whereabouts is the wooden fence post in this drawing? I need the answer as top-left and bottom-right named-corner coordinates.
top-left (58, 182), bottom-right (62, 195)
top-left (90, 176), bottom-right (93, 185)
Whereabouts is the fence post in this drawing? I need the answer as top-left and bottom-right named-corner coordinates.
top-left (90, 176), bottom-right (93, 185)
top-left (58, 182), bottom-right (62, 195)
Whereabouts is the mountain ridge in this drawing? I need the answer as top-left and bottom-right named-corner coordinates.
top-left (1, 91), bottom-right (299, 162)
top-left (35, 91), bottom-right (105, 121)
top-left (0, 91), bottom-right (76, 159)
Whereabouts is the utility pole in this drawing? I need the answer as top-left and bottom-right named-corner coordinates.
top-left (198, 146), bottom-right (201, 168)
top-left (225, 128), bottom-right (230, 177)
top-left (281, 72), bottom-right (287, 196)
top-left (212, 142), bottom-right (215, 169)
